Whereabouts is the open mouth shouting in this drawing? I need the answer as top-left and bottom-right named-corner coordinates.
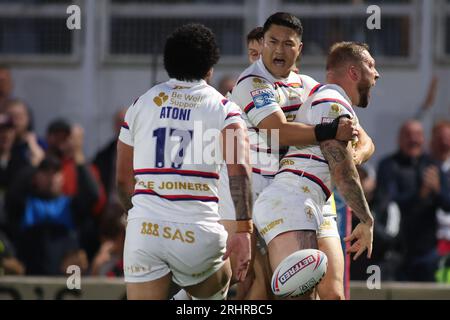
top-left (273, 57), bottom-right (286, 67)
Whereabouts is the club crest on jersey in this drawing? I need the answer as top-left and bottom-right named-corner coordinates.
top-left (251, 89), bottom-right (276, 109)
top-left (252, 77), bottom-right (270, 89)
top-left (154, 92), bottom-right (169, 107)
top-left (328, 104), bottom-right (341, 117)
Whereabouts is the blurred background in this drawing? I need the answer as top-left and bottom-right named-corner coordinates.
top-left (0, 0), bottom-right (450, 299)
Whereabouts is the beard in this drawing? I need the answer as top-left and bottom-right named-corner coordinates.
top-left (357, 79), bottom-right (372, 108)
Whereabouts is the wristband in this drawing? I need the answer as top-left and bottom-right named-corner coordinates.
top-left (315, 114), bottom-right (351, 142)
top-left (236, 219), bottom-right (253, 233)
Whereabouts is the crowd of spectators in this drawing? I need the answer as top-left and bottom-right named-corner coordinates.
top-left (0, 64), bottom-right (126, 277)
top-left (350, 77), bottom-right (450, 283)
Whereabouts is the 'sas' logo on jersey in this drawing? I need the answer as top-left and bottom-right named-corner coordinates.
top-left (153, 92), bottom-right (169, 107)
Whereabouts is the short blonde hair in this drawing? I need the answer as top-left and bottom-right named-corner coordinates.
top-left (326, 42), bottom-right (370, 71)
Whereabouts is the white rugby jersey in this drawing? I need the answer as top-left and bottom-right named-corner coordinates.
top-left (119, 78), bottom-right (243, 223)
top-left (229, 57), bottom-right (320, 177)
top-left (278, 84), bottom-right (359, 202)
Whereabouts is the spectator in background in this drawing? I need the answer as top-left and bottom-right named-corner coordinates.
top-left (430, 121), bottom-right (450, 257)
top-left (5, 99), bottom-right (45, 166)
top-left (217, 74), bottom-right (235, 96)
top-left (90, 202), bottom-right (125, 277)
top-left (375, 120), bottom-right (450, 281)
top-left (0, 112), bottom-right (25, 190)
top-left (0, 65), bottom-right (13, 111)
top-left (5, 156), bottom-right (97, 275)
top-left (93, 108), bottom-right (127, 203)
top-left (45, 119), bottom-right (106, 260)
top-left (247, 26), bottom-right (264, 64)
top-left (0, 112), bottom-right (29, 276)
top-left (0, 112), bottom-right (36, 236)
top-left (413, 77), bottom-right (450, 258)
top-left (0, 231), bottom-right (25, 275)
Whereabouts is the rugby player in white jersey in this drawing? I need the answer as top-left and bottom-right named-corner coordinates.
top-left (219, 12), bottom-right (358, 300)
top-left (116, 24), bottom-right (253, 300)
top-left (253, 41), bottom-right (379, 299)
top-left (247, 26), bottom-right (264, 64)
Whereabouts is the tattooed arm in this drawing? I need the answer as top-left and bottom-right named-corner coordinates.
top-left (229, 175), bottom-right (253, 221)
top-left (320, 139), bottom-right (374, 259)
top-left (221, 122), bottom-right (253, 222)
top-left (221, 121), bottom-right (252, 282)
top-left (116, 140), bottom-right (135, 211)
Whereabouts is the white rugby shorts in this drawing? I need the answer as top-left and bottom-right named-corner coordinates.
top-left (253, 173), bottom-right (336, 245)
top-left (124, 216), bottom-right (227, 287)
top-left (318, 195), bottom-right (340, 239)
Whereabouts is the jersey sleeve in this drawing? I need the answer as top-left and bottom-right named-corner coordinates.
top-left (308, 90), bottom-right (355, 125)
top-left (230, 76), bottom-right (281, 126)
top-left (118, 100), bottom-right (137, 146)
top-left (222, 99), bottom-right (245, 129)
top-left (299, 74), bottom-right (320, 99)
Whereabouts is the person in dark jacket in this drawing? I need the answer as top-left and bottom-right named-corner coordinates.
top-left (375, 120), bottom-right (450, 281)
top-left (5, 154), bottom-right (99, 275)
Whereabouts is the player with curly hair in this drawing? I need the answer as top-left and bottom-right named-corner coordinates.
top-left (117, 23), bottom-right (252, 300)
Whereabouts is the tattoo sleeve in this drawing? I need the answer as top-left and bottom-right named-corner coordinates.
top-left (320, 140), bottom-right (373, 224)
top-left (229, 175), bottom-right (253, 220)
top-left (118, 185), bottom-right (133, 211)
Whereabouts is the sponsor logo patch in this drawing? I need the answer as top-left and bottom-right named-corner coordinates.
top-left (260, 218), bottom-right (284, 236)
top-left (251, 89), bottom-right (276, 109)
top-left (153, 92), bottom-right (169, 107)
top-left (321, 117), bottom-right (334, 124)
